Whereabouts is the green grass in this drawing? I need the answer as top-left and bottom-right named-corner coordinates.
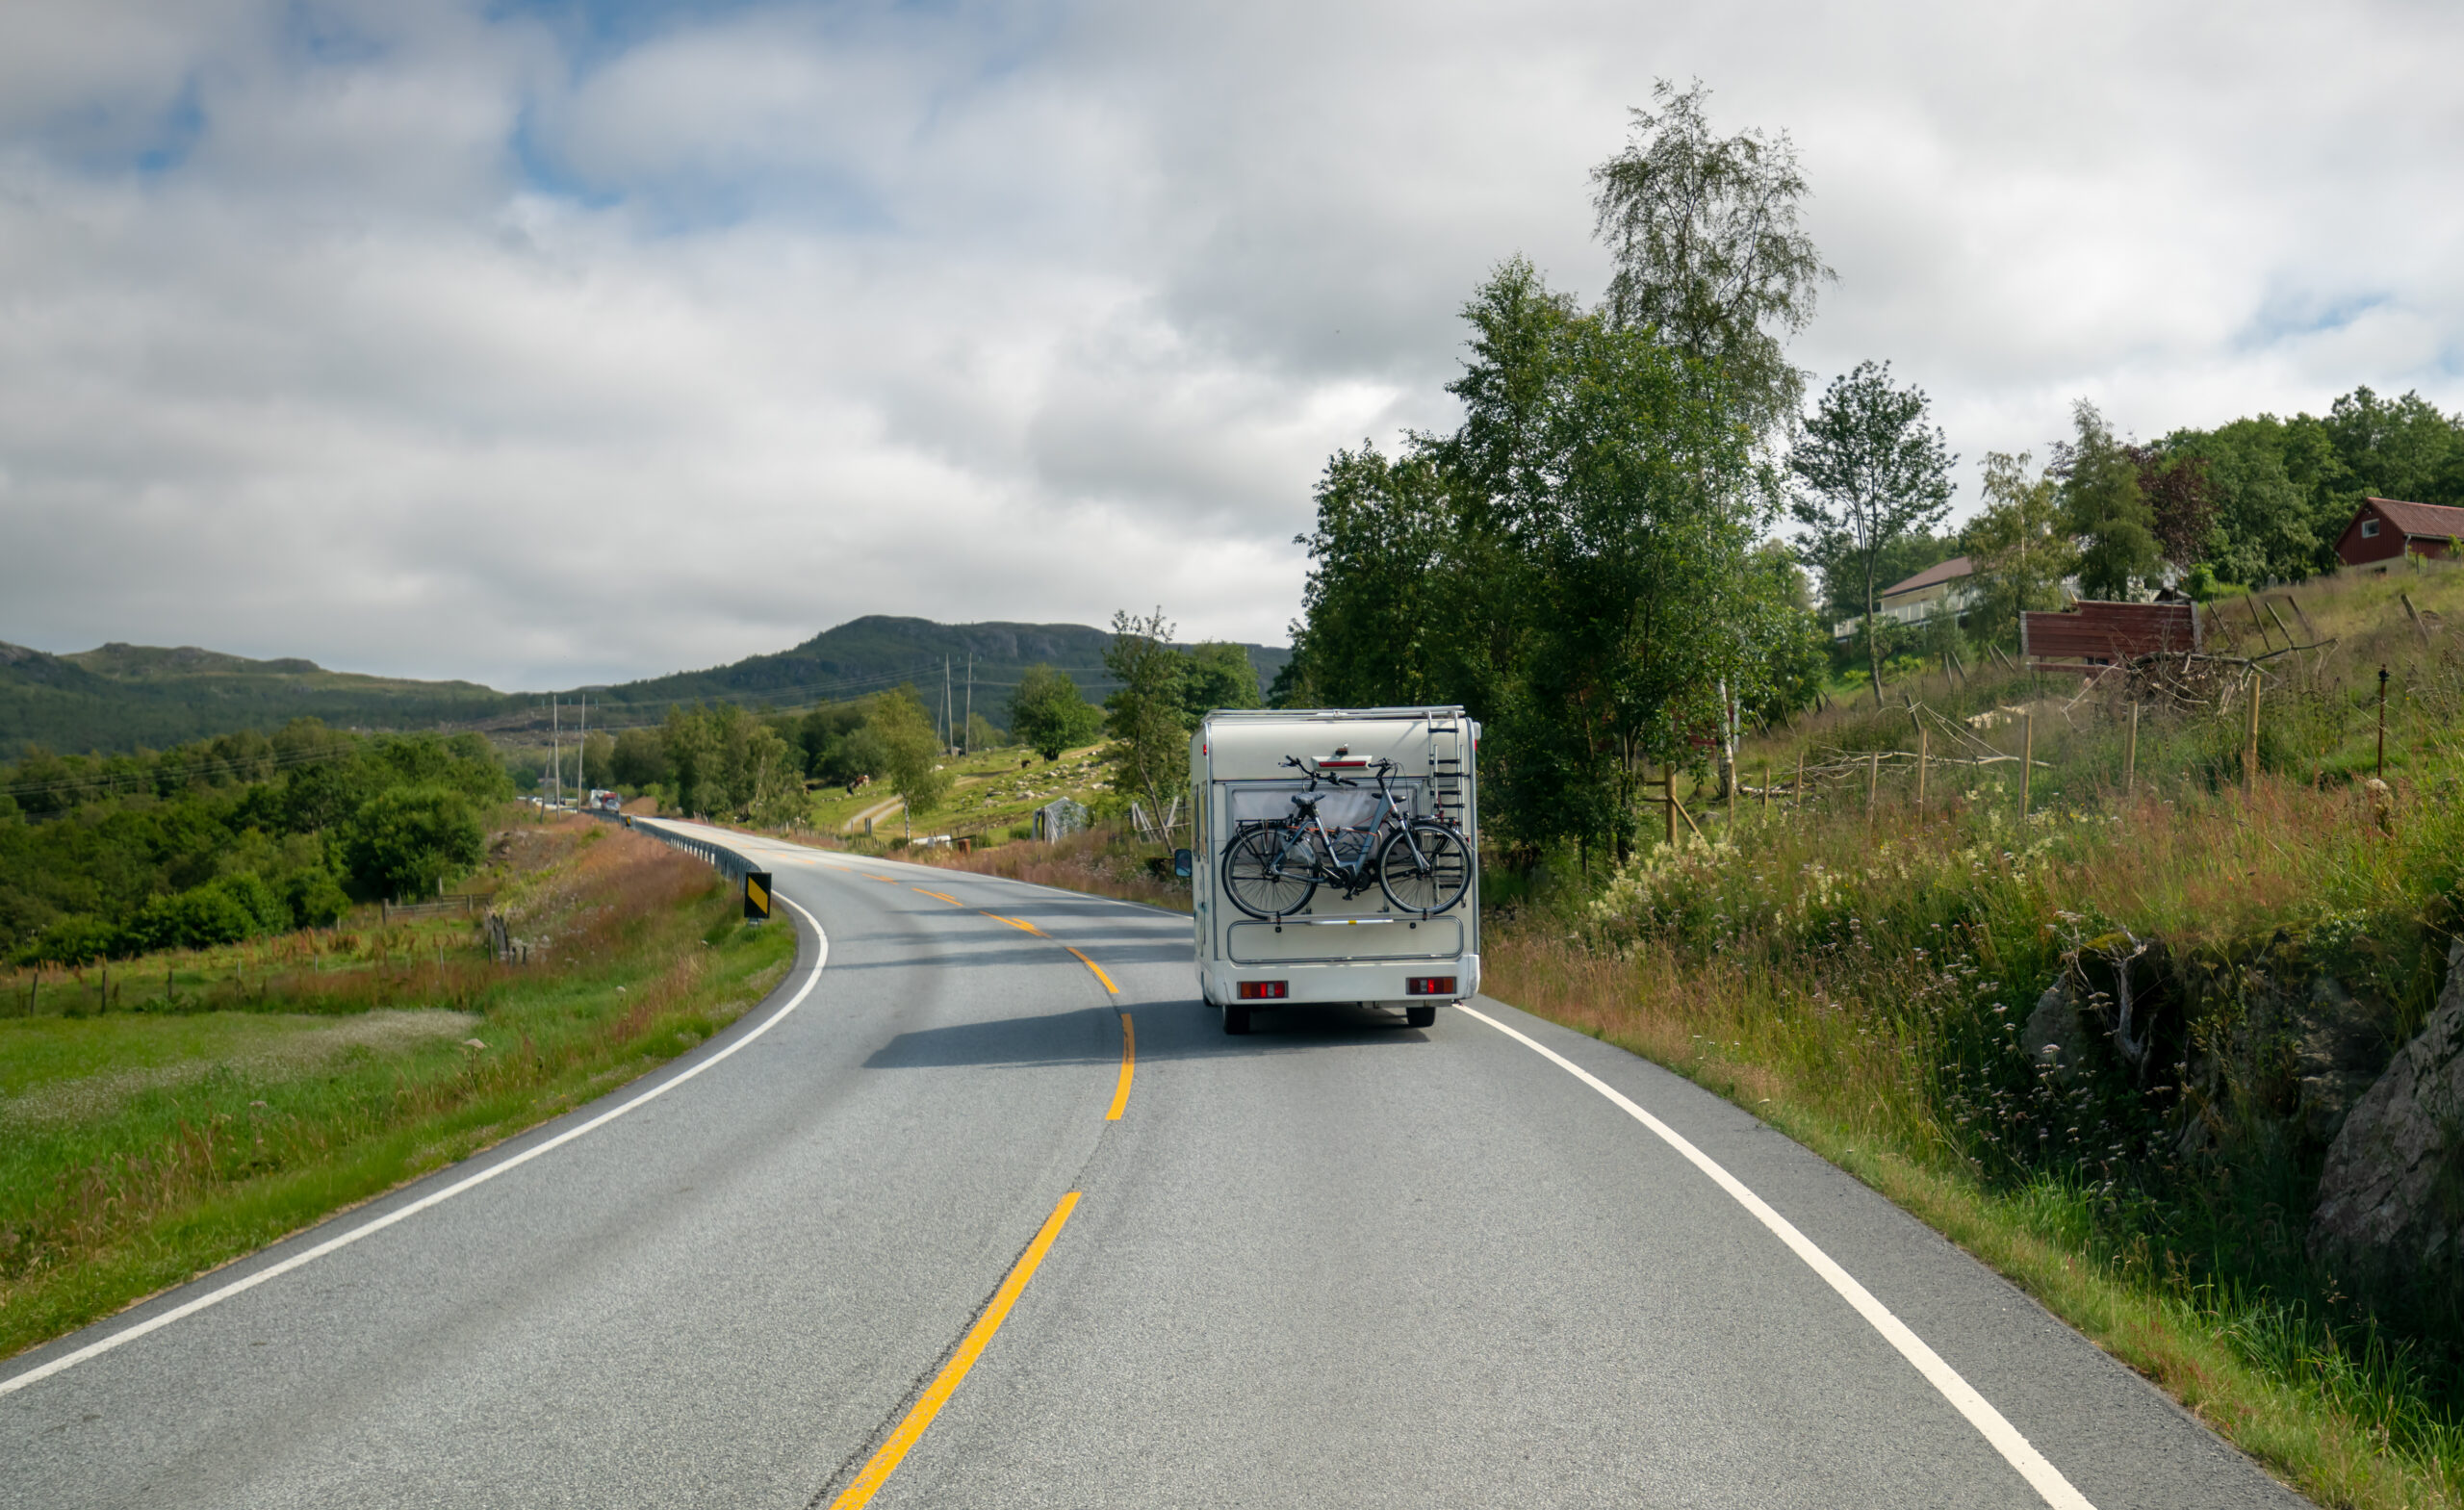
top-left (0, 819), bottom-right (795, 1362)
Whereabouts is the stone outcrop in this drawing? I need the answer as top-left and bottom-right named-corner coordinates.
top-left (2308, 936), bottom-right (2464, 1287)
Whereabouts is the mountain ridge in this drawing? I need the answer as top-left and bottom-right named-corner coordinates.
top-left (0, 617), bottom-right (1290, 757)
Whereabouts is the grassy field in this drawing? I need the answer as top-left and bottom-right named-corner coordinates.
top-left (806, 741), bottom-right (1113, 841)
top-left (0, 814), bottom-right (795, 1363)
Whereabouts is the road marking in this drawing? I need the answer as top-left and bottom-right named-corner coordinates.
top-left (1107, 1014), bottom-right (1135, 1120)
top-left (911, 887), bottom-right (960, 904)
top-left (980, 911), bottom-right (1043, 935)
top-left (830, 1192), bottom-right (1082, 1508)
top-left (1065, 946), bottom-right (1117, 994)
top-left (0, 896), bottom-right (834, 1399)
top-left (1456, 1004), bottom-right (2096, 1510)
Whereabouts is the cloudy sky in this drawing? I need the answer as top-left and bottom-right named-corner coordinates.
top-left (3, 0), bottom-right (2459, 690)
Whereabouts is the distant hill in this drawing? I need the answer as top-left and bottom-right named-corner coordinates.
top-left (0, 619), bottom-right (1292, 756)
top-left (0, 641), bottom-right (518, 759)
top-left (586, 616), bottom-right (1291, 719)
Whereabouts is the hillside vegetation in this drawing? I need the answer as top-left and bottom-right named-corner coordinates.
top-left (0, 642), bottom-right (515, 761)
top-left (1482, 559), bottom-right (2464, 1507)
top-left (0, 722), bottom-right (510, 965)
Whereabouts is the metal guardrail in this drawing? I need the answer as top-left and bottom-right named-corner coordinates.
top-left (628, 817), bottom-right (760, 885)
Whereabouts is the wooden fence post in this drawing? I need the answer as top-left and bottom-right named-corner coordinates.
top-left (1916, 724), bottom-right (1929, 806)
top-left (1665, 763), bottom-right (1678, 848)
top-left (2124, 701), bottom-right (2140, 802)
top-left (2020, 711), bottom-right (2034, 824)
top-left (2245, 673), bottom-right (2263, 803)
top-left (1866, 751), bottom-right (1879, 815)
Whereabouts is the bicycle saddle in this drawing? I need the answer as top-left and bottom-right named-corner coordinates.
top-left (1289, 794), bottom-right (1321, 812)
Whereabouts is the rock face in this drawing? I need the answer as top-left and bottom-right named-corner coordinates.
top-left (2309, 936), bottom-right (2464, 1287)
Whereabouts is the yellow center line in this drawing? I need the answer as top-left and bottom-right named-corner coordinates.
top-left (911, 887), bottom-right (961, 904)
top-left (1106, 1014), bottom-right (1135, 1120)
top-left (830, 1192), bottom-right (1083, 1509)
top-left (980, 911), bottom-right (1044, 935)
top-left (1065, 946), bottom-right (1118, 995)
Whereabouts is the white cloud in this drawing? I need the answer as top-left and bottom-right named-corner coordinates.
top-left (1, 0), bottom-right (2459, 688)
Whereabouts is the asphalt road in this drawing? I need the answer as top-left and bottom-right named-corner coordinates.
top-left (0, 821), bottom-right (2307, 1508)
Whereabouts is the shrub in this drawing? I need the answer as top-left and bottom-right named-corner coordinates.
top-left (129, 884), bottom-right (258, 953)
top-left (15, 914), bottom-right (123, 966)
top-left (283, 866), bottom-right (352, 928)
top-left (341, 785), bottom-right (484, 900)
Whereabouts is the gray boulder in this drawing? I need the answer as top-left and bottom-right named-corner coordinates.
top-left (2308, 936), bottom-right (2464, 1286)
top-left (2022, 981), bottom-right (2091, 1081)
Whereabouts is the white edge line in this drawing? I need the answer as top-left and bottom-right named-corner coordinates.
top-left (1, 893), bottom-right (832, 1398)
top-left (1455, 1002), bottom-right (2095, 1510)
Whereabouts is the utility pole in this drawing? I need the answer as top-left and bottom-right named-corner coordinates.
top-left (577, 695), bottom-right (586, 798)
top-left (551, 697), bottom-right (561, 807)
top-left (964, 655), bottom-right (974, 755)
top-left (943, 656), bottom-right (952, 753)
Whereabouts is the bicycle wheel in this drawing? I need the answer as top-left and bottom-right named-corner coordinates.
top-left (1376, 820), bottom-right (1472, 915)
top-left (1221, 825), bottom-right (1317, 919)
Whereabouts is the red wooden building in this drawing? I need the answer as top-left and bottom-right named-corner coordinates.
top-left (2335, 497), bottom-right (2464, 566)
top-left (2020, 600), bottom-right (2201, 674)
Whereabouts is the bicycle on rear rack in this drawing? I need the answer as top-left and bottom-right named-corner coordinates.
top-left (1219, 755), bottom-right (1472, 921)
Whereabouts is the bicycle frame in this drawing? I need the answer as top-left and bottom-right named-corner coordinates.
top-left (1261, 757), bottom-right (1414, 899)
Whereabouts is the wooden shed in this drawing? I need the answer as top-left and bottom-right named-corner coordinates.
top-left (2334, 497), bottom-right (2464, 567)
top-left (2020, 600), bottom-right (2201, 674)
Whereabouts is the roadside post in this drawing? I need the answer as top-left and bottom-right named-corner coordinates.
top-left (744, 872), bottom-right (774, 924)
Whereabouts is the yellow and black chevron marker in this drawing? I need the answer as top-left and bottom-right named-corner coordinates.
top-left (744, 871), bottom-right (773, 922)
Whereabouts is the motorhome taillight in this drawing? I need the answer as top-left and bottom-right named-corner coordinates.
top-left (1236, 981), bottom-right (1289, 1000)
top-left (1405, 976), bottom-right (1457, 996)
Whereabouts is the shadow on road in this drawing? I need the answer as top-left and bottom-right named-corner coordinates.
top-left (862, 1001), bottom-right (1428, 1070)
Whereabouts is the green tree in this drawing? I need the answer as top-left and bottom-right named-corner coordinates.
top-left (866, 688), bottom-right (948, 828)
top-left (609, 727), bottom-right (672, 790)
top-left (1286, 446), bottom-right (1456, 709)
top-left (964, 712), bottom-right (1002, 753)
top-left (2166, 420), bottom-right (2314, 585)
top-left (340, 785), bottom-right (484, 901)
top-left (1787, 360), bottom-right (1956, 704)
top-left (2056, 401), bottom-right (2161, 601)
top-left (1178, 643), bottom-right (1261, 721)
top-left (1736, 543), bottom-right (1829, 726)
top-left (2323, 386), bottom-right (2464, 507)
top-left (1961, 450), bottom-right (2074, 649)
top-left (662, 704), bottom-right (721, 816)
top-left (1102, 609), bottom-right (1193, 832)
top-left (1591, 78), bottom-right (1834, 436)
top-left (1447, 263), bottom-right (1764, 860)
top-left (744, 724), bottom-right (808, 830)
top-left (1006, 665), bottom-right (1105, 760)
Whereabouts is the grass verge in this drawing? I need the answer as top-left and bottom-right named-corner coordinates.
top-left (914, 822), bottom-right (1192, 912)
top-left (0, 817), bottom-right (796, 1363)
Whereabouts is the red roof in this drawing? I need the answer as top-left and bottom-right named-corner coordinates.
top-left (2362, 498), bottom-right (2464, 540)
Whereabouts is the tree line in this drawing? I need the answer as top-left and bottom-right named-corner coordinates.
top-left (0, 723), bottom-right (511, 964)
top-left (585, 632), bottom-right (1259, 832)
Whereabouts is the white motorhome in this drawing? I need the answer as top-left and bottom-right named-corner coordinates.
top-left (1189, 706), bottom-right (1479, 1034)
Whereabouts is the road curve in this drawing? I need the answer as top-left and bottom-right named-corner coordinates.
top-left (0, 821), bottom-right (2303, 1508)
